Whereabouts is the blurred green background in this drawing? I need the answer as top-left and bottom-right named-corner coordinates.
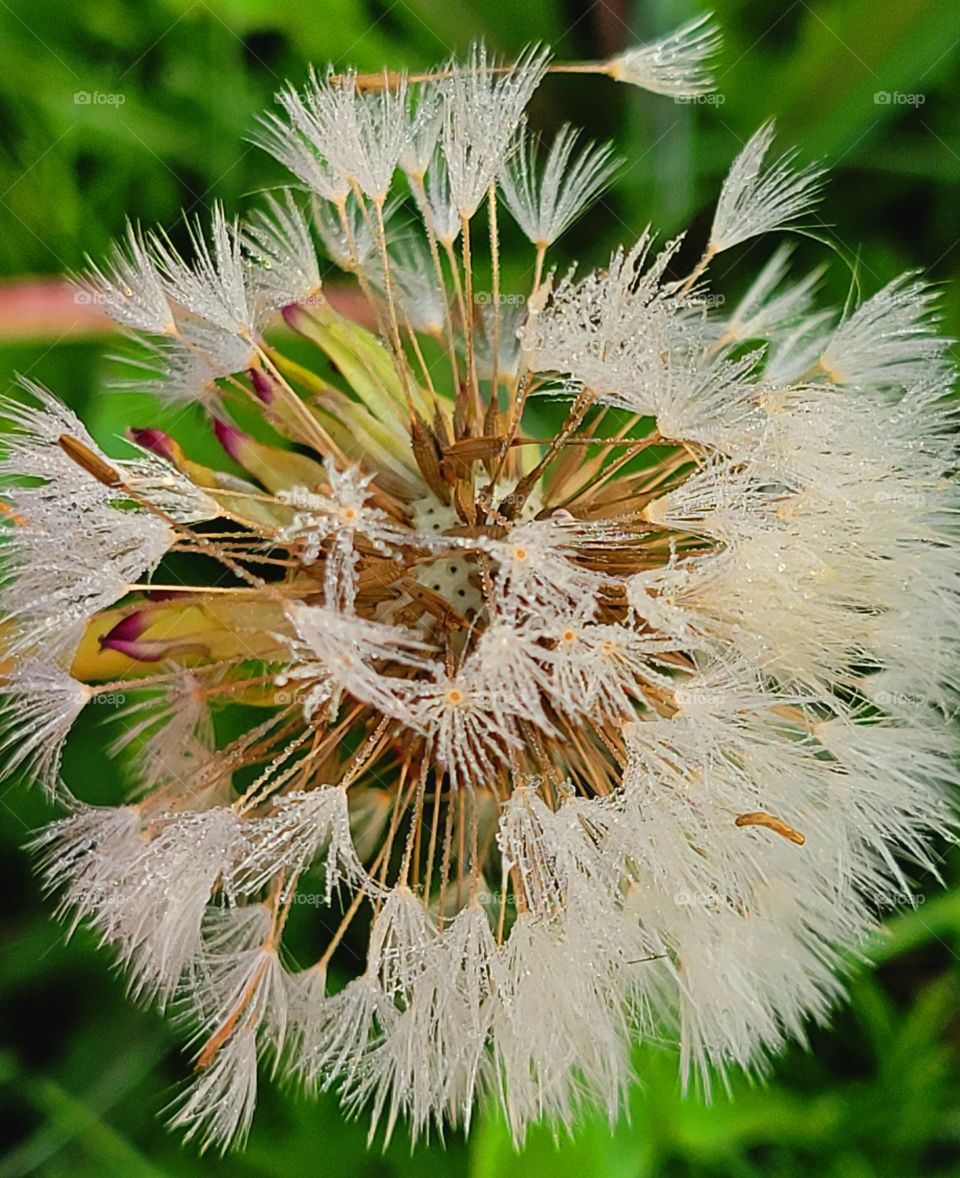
top-left (1, 0), bottom-right (960, 1175)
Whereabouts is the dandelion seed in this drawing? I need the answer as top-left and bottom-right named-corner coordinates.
top-left (80, 221), bottom-right (175, 335)
top-left (709, 121), bottom-right (825, 255)
top-left (0, 662), bottom-right (92, 797)
top-left (273, 69), bottom-right (410, 202)
top-left (150, 203), bottom-right (255, 339)
top-left (499, 124), bottom-right (620, 248)
top-left (243, 190), bottom-right (323, 314)
top-left (441, 43), bottom-right (550, 219)
top-left (606, 14), bottom-right (722, 97)
top-left (818, 273), bottom-right (951, 391)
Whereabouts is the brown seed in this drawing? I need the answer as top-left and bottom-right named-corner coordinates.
top-left (734, 810), bottom-right (806, 845)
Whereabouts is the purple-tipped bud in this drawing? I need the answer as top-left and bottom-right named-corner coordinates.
top-left (213, 418), bottom-right (249, 464)
top-left (249, 367), bottom-right (276, 405)
top-left (100, 610), bottom-right (149, 648)
top-left (100, 610), bottom-right (208, 662)
top-left (282, 302), bottom-right (305, 330)
top-left (100, 610), bottom-right (159, 660)
top-left (129, 427), bottom-right (177, 462)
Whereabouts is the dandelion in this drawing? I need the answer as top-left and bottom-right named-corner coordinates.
top-left (4, 22), bottom-right (958, 1156)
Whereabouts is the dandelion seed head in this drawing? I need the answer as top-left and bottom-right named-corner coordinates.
top-left (5, 29), bottom-right (958, 1156)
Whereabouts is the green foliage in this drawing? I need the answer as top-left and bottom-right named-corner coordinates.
top-left (0, 1), bottom-right (958, 1174)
